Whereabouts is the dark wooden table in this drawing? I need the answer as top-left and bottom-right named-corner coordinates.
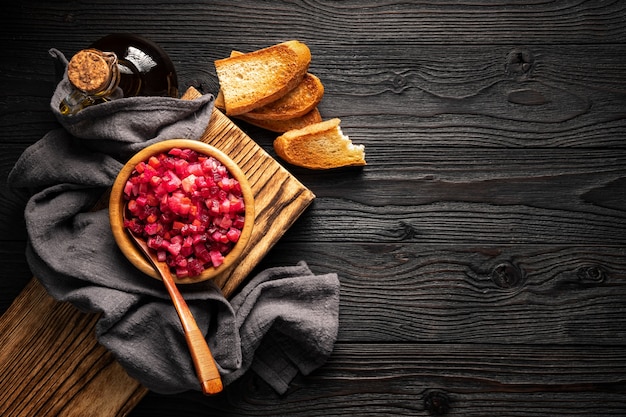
top-left (2, 1), bottom-right (626, 416)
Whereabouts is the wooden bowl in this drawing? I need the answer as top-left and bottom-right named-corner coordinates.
top-left (109, 139), bottom-right (254, 284)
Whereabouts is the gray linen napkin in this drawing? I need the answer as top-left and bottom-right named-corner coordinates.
top-left (7, 49), bottom-right (340, 394)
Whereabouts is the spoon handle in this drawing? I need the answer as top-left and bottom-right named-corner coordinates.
top-left (124, 210), bottom-right (223, 395)
top-left (159, 266), bottom-right (224, 395)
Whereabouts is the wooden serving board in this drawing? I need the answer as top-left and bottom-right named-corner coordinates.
top-left (183, 87), bottom-right (316, 296)
top-left (0, 87), bottom-right (315, 416)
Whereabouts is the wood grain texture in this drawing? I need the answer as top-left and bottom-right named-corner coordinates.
top-left (130, 344), bottom-right (626, 417)
top-left (258, 242), bottom-right (626, 344)
top-left (277, 148), bottom-right (626, 245)
top-left (1, 0), bottom-right (626, 416)
top-left (0, 279), bottom-right (146, 417)
top-left (3, 0), bottom-right (626, 46)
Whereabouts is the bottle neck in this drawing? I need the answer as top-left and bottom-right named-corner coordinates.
top-left (117, 58), bottom-right (142, 97)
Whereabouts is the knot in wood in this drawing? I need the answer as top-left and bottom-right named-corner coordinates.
top-left (505, 48), bottom-right (534, 78)
top-left (491, 262), bottom-right (524, 289)
top-left (392, 73), bottom-right (408, 93)
top-left (398, 220), bottom-right (419, 240)
top-left (424, 390), bottom-right (451, 416)
top-left (577, 264), bottom-right (606, 283)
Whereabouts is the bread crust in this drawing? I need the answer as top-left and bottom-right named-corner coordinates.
top-left (237, 107), bottom-right (322, 133)
top-left (243, 73), bottom-right (324, 121)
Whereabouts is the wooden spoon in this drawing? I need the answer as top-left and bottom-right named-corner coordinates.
top-left (123, 210), bottom-right (223, 395)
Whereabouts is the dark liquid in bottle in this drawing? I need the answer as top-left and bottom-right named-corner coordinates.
top-left (90, 34), bottom-right (178, 98)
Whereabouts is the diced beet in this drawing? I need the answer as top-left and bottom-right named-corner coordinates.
top-left (147, 235), bottom-right (163, 250)
top-left (123, 180), bottom-right (134, 197)
top-left (209, 250), bottom-right (224, 268)
top-left (168, 148), bottom-right (183, 157)
top-left (135, 195), bottom-right (148, 207)
top-left (127, 199), bottom-right (138, 214)
top-left (167, 242), bottom-right (181, 256)
top-left (188, 163), bottom-right (204, 176)
top-left (215, 215), bottom-right (232, 230)
top-left (149, 175), bottom-right (162, 188)
top-left (180, 174), bottom-right (196, 195)
top-left (181, 245), bottom-right (193, 257)
top-left (229, 196), bottom-right (245, 213)
top-left (123, 149), bottom-right (246, 278)
top-left (226, 227), bottom-right (241, 242)
top-left (175, 267), bottom-right (189, 278)
top-left (144, 223), bottom-right (159, 235)
top-left (232, 215), bottom-right (245, 229)
top-left (219, 199), bottom-right (230, 214)
top-left (187, 258), bottom-right (204, 276)
top-left (148, 156), bottom-right (160, 169)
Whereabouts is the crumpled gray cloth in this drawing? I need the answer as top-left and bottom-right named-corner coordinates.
top-left (7, 49), bottom-right (340, 394)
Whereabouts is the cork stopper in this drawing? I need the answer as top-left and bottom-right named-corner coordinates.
top-left (67, 49), bottom-right (116, 94)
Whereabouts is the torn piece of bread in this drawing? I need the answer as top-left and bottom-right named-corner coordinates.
top-left (273, 118), bottom-right (366, 169)
top-left (214, 40), bottom-right (311, 116)
top-left (237, 107), bottom-right (322, 133)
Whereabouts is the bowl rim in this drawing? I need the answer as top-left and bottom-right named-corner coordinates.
top-left (109, 138), bottom-right (255, 284)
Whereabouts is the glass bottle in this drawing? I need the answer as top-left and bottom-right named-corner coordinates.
top-left (59, 34), bottom-right (179, 115)
top-left (90, 34), bottom-right (178, 98)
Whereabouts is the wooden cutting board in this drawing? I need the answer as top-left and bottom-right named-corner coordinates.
top-left (181, 87), bottom-right (316, 296)
top-left (0, 87), bottom-right (315, 416)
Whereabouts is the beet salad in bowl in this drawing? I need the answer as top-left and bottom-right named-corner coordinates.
top-left (109, 139), bottom-right (254, 283)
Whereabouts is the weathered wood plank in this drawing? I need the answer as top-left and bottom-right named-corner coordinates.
top-left (285, 205), bottom-right (625, 245)
top-left (287, 149), bottom-right (626, 242)
top-left (3, 0), bottom-right (626, 46)
top-left (129, 343), bottom-right (626, 417)
top-left (278, 147), bottom-right (625, 245)
top-left (293, 148), bottom-right (626, 207)
top-left (255, 242), bottom-right (626, 344)
top-left (0, 187), bottom-right (29, 242)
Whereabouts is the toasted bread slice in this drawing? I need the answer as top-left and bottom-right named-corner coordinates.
top-left (237, 107), bottom-right (322, 133)
top-left (214, 73), bottom-right (323, 121)
top-left (215, 50), bottom-right (323, 120)
top-left (244, 73), bottom-right (324, 121)
top-left (273, 118), bottom-right (366, 169)
top-left (214, 40), bottom-right (311, 116)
